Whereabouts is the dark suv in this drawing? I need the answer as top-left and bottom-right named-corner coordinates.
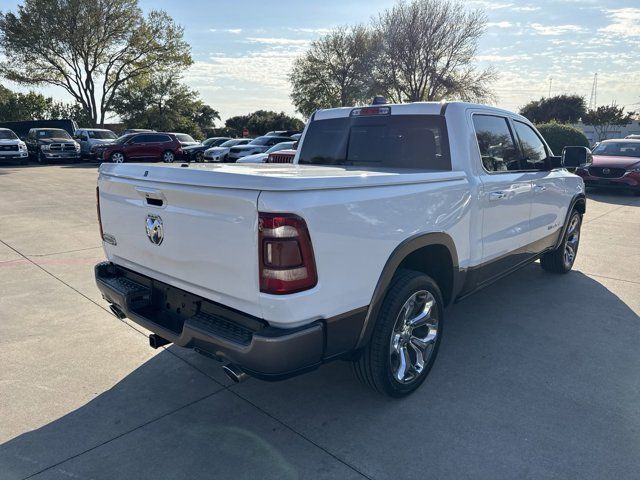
top-left (26, 128), bottom-right (81, 164)
top-left (100, 132), bottom-right (184, 163)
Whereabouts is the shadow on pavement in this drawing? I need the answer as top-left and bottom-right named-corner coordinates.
top-left (586, 188), bottom-right (640, 205)
top-left (1, 265), bottom-right (639, 479)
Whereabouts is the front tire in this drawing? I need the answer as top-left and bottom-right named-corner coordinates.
top-left (37, 151), bottom-right (47, 165)
top-left (195, 151), bottom-right (204, 162)
top-left (540, 210), bottom-right (582, 273)
top-left (110, 152), bottom-right (125, 164)
top-left (353, 270), bottom-right (444, 397)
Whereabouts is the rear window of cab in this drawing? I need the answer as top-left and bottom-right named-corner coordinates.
top-left (298, 114), bottom-right (451, 170)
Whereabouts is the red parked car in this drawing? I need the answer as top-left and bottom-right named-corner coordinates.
top-left (101, 132), bottom-right (184, 163)
top-left (576, 139), bottom-right (640, 195)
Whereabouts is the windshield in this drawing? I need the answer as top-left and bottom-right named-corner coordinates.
top-left (220, 139), bottom-right (243, 147)
top-left (266, 142), bottom-right (294, 153)
top-left (592, 142), bottom-right (640, 158)
top-left (248, 137), bottom-right (271, 146)
top-left (88, 130), bottom-right (117, 140)
top-left (114, 134), bottom-right (134, 145)
top-left (37, 129), bottom-right (71, 139)
top-left (176, 134), bottom-right (196, 143)
top-left (298, 114), bottom-right (451, 170)
top-left (0, 130), bottom-right (18, 140)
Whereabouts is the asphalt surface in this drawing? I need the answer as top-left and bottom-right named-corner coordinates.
top-left (0, 163), bottom-right (639, 480)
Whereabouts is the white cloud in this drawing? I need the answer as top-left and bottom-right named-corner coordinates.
top-left (599, 8), bottom-right (640, 37)
top-left (476, 54), bottom-right (531, 62)
top-left (289, 27), bottom-right (332, 35)
top-left (209, 28), bottom-right (243, 34)
top-left (245, 37), bottom-right (311, 46)
top-left (511, 5), bottom-right (540, 11)
top-left (467, 1), bottom-right (513, 10)
top-left (486, 21), bottom-right (514, 28)
top-left (529, 23), bottom-right (585, 36)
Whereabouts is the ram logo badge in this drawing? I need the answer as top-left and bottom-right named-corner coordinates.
top-left (145, 214), bottom-right (164, 245)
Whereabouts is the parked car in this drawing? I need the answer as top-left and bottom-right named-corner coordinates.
top-left (227, 136), bottom-right (293, 162)
top-left (122, 129), bottom-right (155, 136)
top-left (100, 132), bottom-right (184, 163)
top-left (265, 130), bottom-right (301, 137)
top-left (0, 128), bottom-right (29, 165)
top-left (172, 133), bottom-right (199, 148)
top-left (236, 141), bottom-right (297, 164)
top-left (575, 139), bottom-right (640, 194)
top-left (0, 119), bottom-right (78, 140)
top-left (95, 100), bottom-right (590, 397)
top-left (203, 138), bottom-right (251, 162)
top-left (266, 149), bottom-right (296, 164)
top-left (183, 137), bottom-right (232, 162)
top-left (74, 128), bottom-right (118, 159)
top-left (26, 128), bottom-right (81, 164)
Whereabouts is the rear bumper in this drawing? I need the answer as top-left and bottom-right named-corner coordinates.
top-left (95, 262), bottom-right (366, 380)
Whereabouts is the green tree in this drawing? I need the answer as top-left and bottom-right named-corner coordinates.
top-left (583, 104), bottom-right (635, 142)
top-left (0, 0), bottom-right (192, 126)
top-left (111, 71), bottom-right (219, 138)
top-left (520, 95), bottom-right (586, 124)
top-left (224, 110), bottom-right (304, 137)
top-left (290, 25), bottom-right (379, 117)
top-left (0, 85), bottom-right (90, 123)
top-left (536, 122), bottom-right (589, 155)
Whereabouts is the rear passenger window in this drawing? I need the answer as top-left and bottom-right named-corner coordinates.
top-left (513, 121), bottom-right (548, 169)
top-left (155, 135), bottom-right (171, 143)
top-left (473, 115), bottom-right (520, 172)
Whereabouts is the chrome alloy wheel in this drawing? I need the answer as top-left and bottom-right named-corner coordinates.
top-left (163, 151), bottom-right (175, 163)
top-left (389, 290), bottom-right (439, 384)
top-left (111, 152), bottom-right (124, 163)
top-left (564, 214), bottom-right (581, 268)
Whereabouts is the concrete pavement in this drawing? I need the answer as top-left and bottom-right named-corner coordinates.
top-left (0, 164), bottom-right (639, 479)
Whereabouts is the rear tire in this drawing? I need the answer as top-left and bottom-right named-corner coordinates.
top-left (540, 210), bottom-right (582, 273)
top-left (352, 270), bottom-right (444, 397)
top-left (162, 150), bottom-right (175, 163)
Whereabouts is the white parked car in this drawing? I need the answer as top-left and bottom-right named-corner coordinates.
top-left (95, 101), bottom-right (589, 397)
top-left (236, 141), bottom-right (297, 163)
top-left (203, 138), bottom-right (251, 162)
top-left (0, 128), bottom-right (29, 165)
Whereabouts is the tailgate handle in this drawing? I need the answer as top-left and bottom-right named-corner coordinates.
top-left (135, 186), bottom-right (166, 208)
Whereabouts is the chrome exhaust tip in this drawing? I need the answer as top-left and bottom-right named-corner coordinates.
top-left (222, 363), bottom-right (249, 383)
top-left (109, 304), bottom-right (126, 319)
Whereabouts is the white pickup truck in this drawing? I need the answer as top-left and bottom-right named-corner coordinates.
top-left (95, 101), bottom-right (590, 397)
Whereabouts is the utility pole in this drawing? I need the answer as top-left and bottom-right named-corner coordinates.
top-left (589, 73), bottom-right (598, 110)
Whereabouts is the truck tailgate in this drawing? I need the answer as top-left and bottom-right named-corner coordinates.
top-left (98, 167), bottom-right (261, 317)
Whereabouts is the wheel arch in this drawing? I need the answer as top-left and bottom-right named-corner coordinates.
top-left (355, 232), bottom-right (461, 349)
top-left (554, 193), bottom-right (586, 250)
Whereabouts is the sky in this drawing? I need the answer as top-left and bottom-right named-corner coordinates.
top-left (1, 0), bottom-right (639, 122)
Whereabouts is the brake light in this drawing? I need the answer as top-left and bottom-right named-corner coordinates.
top-left (350, 106), bottom-right (391, 117)
top-left (258, 213), bottom-right (317, 294)
top-left (96, 186), bottom-right (104, 240)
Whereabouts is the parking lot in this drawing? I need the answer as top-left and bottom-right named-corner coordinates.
top-left (0, 163), bottom-right (639, 479)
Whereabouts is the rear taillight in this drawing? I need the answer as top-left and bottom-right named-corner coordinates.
top-left (258, 213), bottom-right (317, 295)
top-left (96, 186), bottom-right (104, 240)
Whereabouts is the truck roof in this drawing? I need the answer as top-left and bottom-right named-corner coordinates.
top-left (313, 101), bottom-right (530, 123)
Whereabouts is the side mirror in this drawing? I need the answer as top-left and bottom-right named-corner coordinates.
top-left (562, 146), bottom-right (592, 168)
top-left (293, 141), bottom-right (299, 150)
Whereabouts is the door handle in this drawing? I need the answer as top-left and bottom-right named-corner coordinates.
top-left (489, 191), bottom-right (507, 201)
top-left (534, 184), bottom-right (547, 192)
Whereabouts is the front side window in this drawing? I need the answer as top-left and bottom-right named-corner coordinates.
top-left (298, 114), bottom-right (450, 170)
top-left (473, 115), bottom-right (520, 172)
top-left (513, 121), bottom-right (548, 169)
